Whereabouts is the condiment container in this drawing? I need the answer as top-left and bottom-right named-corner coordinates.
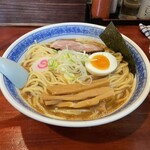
top-left (110, 0), bottom-right (118, 14)
top-left (91, 0), bottom-right (112, 19)
top-left (119, 0), bottom-right (141, 19)
top-left (137, 0), bottom-right (150, 19)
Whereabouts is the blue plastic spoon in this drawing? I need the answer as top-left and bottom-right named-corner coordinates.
top-left (0, 57), bottom-right (28, 89)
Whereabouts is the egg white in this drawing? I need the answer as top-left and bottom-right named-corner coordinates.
top-left (85, 52), bottom-right (118, 76)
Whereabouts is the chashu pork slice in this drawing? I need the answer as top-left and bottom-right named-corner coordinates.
top-left (50, 39), bottom-right (104, 53)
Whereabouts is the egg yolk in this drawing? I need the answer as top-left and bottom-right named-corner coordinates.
top-left (91, 55), bottom-right (110, 70)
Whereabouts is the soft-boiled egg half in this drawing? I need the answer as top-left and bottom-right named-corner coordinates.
top-left (85, 52), bottom-right (118, 76)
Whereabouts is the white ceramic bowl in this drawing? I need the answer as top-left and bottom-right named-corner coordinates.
top-left (0, 22), bottom-right (150, 127)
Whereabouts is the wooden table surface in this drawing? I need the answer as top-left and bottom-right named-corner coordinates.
top-left (0, 25), bottom-right (150, 150)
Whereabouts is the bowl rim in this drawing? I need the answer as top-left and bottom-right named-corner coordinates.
top-left (0, 22), bottom-right (150, 127)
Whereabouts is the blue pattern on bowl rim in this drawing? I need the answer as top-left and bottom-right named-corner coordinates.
top-left (3, 24), bottom-right (147, 117)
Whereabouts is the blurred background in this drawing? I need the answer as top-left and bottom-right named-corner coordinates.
top-left (0, 0), bottom-right (149, 26)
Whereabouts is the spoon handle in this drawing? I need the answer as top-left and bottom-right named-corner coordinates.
top-left (0, 57), bottom-right (28, 89)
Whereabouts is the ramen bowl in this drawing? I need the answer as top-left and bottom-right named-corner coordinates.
top-left (0, 23), bottom-right (150, 127)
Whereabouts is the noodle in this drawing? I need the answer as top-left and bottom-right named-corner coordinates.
top-left (20, 39), bottom-right (136, 121)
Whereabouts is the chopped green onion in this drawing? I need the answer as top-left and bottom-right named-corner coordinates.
top-left (48, 50), bottom-right (91, 84)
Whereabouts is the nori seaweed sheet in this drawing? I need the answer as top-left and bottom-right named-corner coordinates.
top-left (100, 22), bottom-right (136, 75)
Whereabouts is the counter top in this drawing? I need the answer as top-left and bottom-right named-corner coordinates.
top-left (0, 25), bottom-right (150, 150)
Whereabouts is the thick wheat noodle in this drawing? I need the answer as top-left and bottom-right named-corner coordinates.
top-left (110, 69), bottom-right (129, 86)
top-left (47, 77), bottom-right (109, 95)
